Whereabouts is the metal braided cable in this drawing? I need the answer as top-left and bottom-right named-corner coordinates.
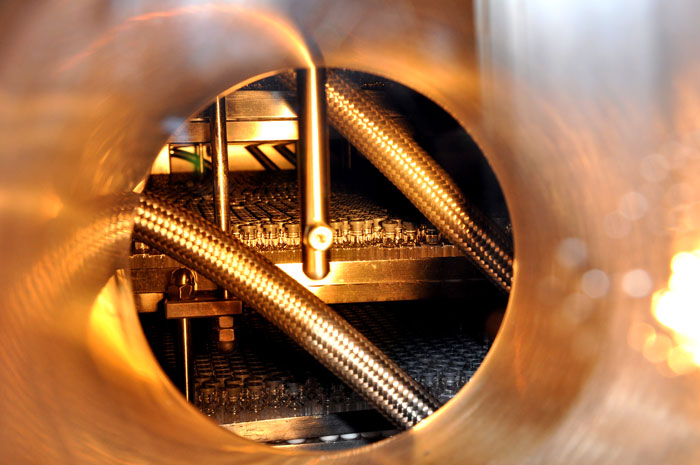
top-left (279, 70), bottom-right (513, 292)
top-left (133, 193), bottom-right (439, 429)
top-left (323, 71), bottom-right (513, 292)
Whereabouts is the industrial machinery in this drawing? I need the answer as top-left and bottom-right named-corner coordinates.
top-left (2, 1), bottom-right (700, 464)
top-left (132, 72), bottom-right (510, 449)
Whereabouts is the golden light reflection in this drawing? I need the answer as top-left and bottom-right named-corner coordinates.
top-left (277, 262), bottom-right (341, 288)
top-left (59, 3), bottom-right (315, 74)
top-left (649, 248), bottom-right (700, 375)
top-left (88, 271), bottom-right (160, 382)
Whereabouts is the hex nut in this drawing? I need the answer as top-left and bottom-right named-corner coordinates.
top-left (167, 283), bottom-right (194, 300)
top-left (168, 268), bottom-right (196, 300)
top-left (218, 316), bottom-right (234, 328)
top-left (218, 328), bottom-right (235, 342)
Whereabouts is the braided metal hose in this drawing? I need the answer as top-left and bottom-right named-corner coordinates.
top-left (133, 193), bottom-right (439, 429)
top-left (324, 71), bottom-right (513, 292)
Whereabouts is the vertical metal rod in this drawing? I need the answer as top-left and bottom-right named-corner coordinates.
top-left (178, 318), bottom-right (194, 402)
top-left (196, 143), bottom-right (204, 174)
top-left (297, 68), bottom-right (332, 280)
top-left (210, 96), bottom-right (229, 233)
top-left (210, 96), bottom-right (230, 300)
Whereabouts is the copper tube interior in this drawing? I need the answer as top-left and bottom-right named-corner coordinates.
top-left (1, 1), bottom-right (700, 464)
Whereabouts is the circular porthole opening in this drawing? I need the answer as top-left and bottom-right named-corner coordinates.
top-left (132, 69), bottom-right (512, 451)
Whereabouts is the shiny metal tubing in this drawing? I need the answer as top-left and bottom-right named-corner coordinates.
top-left (280, 69), bottom-right (513, 291)
top-left (324, 71), bottom-right (513, 292)
top-left (210, 96), bottom-right (230, 233)
top-left (296, 68), bottom-right (332, 280)
top-left (3, 2), bottom-right (699, 463)
top-left (178, 318), bottom-right (194, 402)
top-left (133, 193), bottom-right (439, 429)
top-left (210, 96), bottom-right (231, 300)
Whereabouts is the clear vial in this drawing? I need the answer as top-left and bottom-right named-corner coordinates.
top-left (425, 227), bottom-right (440, 245)
top-left (340, 219), bottom-right (351, 247)
top-left (198, 385), bottom-right (218, 419)
top-left (419, 369), bottom-right (439, 397)
top-left (330, 220), bottom-right (343, 246)
top-left (381, 220), bottom-right (398, 247)
top-left (437, 368), bottom-right (461, 404)
top-left (193, 376), bottom-right (211, 403)
top-left (310, 387), bottom-right (325, 416)
top-left (284, 222), bottom-right (301, 248)
top-left (459, 366), bottom-right (475, 386)
top-left (418, 224), bottom-right (428, 243)
top-left (224, 384), bottom-right (242, 424)
top-left (286, 383), bottom-right (303, 417)
top-left (254, 221), bottom-right (264, 247)
top-left (363, 218), bottom-right (374, 245)
top-left (246, 382), bottom-right (266, 422)
top-left (230, 223), bottom-right (241, 241)
top-left (273, 217), bottom-right (287, 244)
top-left (349, 218), bottom-right (365, 247)
top-left (372, 216), bottom-right (387, 244)
top-left (262, 223), bottom-right (280, 250)
top-left (241, 223), bottom-right (258, 248)
top-left (302, 377), bottom-right (321, 416)
top-left (265, 378), bottom-right (283, 420)
top-left (392, 218), bottom-right (403, 244)
top-left (403, 221), bottom-right (417, 246)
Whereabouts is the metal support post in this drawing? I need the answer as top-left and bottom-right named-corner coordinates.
top-left (297, 68), bottom-right (332, 280)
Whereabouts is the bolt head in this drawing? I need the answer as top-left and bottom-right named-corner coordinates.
top-left (307, 225), bottom-right (333, 251)
top-left (171, 268), bottom-right (195, 286)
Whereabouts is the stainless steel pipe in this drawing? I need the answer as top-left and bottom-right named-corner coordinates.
top-left (296, 68), bottom-right (333, 280)
top-left (210, 96), bottom-right (231, 303)
top-left (178, 318), bottom-right (194, 402)
top-left (133, 193), bottom-right (439, 429)
top-left (210, 96), bottom-right (230, 234)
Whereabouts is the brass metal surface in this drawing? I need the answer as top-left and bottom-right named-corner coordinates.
top-left (131, 247), bottom-right (481, 305)
top-left (166, 89), bottom-right (396, 145)
top-left (165, 296), bottom-right (243, 319)
top-left (222, 411), bottom-right (393, 443)
top-left (179, 317), bottom-right (194, 401)
top-left (1, 1), bottom-right (700, 464)
top-left (134, 193), bottom-right (439, 427)
top-left (211, 96), bottom-right (231, 233)
top-left (210, 95), bottom-right (231, 303)
top-left (170, 119), bottom-right (299, 144)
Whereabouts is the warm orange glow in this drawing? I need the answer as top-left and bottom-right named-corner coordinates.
top-left (650, 248), bottom-right (700, 374)
top-left (149, 145), bottom-right (171, 175)
top-left (59, 3), bottom-right (315, 73)
top-left (0, 187), bottom-right (64, 219)
top-left (88, 272), bottom-right (160, 382)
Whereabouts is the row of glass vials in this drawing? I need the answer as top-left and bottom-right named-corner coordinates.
top-left (143, 172), bottom-right (443, 251)
top-left (219, 216), bottom-right (440, 250)
top-left (194, 365), bottom-right (372, 424)
top-left (186, 301), bottom-right (492, 426)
